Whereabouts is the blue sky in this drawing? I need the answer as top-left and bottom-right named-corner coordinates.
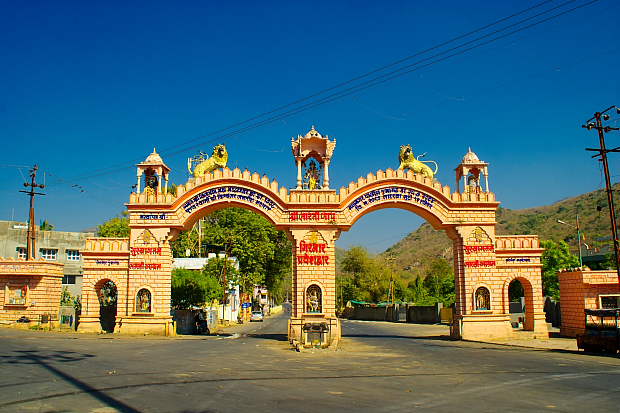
top-left (1, 1), bottom-right (619, 252)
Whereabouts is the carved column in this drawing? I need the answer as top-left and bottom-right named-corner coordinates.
top-left (136, 171), bottom-right (142, 193)
top-left (323, 160), bottom-right (330, 189)
top-left (484, 171), bottom-right (490, 193)
top-left (296, 159), bottom-right (302, 189)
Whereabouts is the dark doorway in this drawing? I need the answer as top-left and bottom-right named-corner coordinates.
top-left (97, 280), bottom-right (118, 333)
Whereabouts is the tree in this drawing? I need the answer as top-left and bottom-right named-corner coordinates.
top-left (97, 213), bottom-right (129, 237)
top-left (170, 229), bottom-right (200, 258)
top-left (39, 219), bottom-right (54, 231)
top-left (339, 246), bottom-right (391, 303)
top-left (201, 208), bottom-right (292, 295)
top-left (171, 268), bottom-right (224, 308)
top-left (541, 240), bottom-right (580, 300)
top-left (423, 258), bottom-right (454, 297)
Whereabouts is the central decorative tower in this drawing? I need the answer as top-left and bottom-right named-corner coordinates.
top-left (291, 126), bottom-right (336, 190)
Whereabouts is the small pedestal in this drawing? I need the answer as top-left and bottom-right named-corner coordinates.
top-left (289, 315), bottom-right (340, 348)
top-left (453, 313), bottom-right (514, 341)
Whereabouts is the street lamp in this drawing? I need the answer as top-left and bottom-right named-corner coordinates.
top-left (557, 216), bottom-right (583, 267)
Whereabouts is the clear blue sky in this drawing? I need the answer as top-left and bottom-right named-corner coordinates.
top-left (1, 1), bottom-right (618, 253)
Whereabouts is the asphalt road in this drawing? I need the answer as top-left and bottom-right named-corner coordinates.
top-left (1, 313), bottom-right (619, 413)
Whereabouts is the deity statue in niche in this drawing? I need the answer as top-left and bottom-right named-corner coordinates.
top-left (303, 159), bottom-right (321, 190)
top-left (136, 289), bottom-right (151, 312)
top-left (467, 173), bottom-right (480, 193)
top-left (144, 167), bottom-right (158, 199)
top-left (306, 285), bottom-right (322, 313)
top-left (475, 287), bottom-right (490, 311)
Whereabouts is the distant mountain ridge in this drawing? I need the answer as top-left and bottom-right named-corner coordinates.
top-left (381, 184), bottom-right (619, 278)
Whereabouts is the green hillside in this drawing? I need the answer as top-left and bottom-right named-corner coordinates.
top-left (382, 185), bottom-right (618, 277)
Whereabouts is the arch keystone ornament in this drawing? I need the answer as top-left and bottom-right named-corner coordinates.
top-left (79, 129), bottom-right (548, 345)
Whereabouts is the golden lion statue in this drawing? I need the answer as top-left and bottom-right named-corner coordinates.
top-left (398, 144), bottom-right (438, 179)
top-left (188, 144), bottom-right (229, 177)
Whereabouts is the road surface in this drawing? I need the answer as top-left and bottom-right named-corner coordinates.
top-left (1, 312), bottom-right (619, 412)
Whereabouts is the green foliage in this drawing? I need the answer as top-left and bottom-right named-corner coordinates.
top-left (422, 258), bottom-right (455, 305)
top-left (337, 248), bottom-right (455, 307)
top-left (339, 247), bottom-right (391, 303)
top-left (98, 281), bottom-right (117, 307)
top-left (60, 286), bottom-right (72, 305)
top-left (97, 213), bottom-right (130, 237)
top-left (541, 240), bottom-right (580, 300)
top-left (170, 229), bottom-right (200, 258)
top-left (60, 287), bottom-right (82, 312)
top-left (200, 208), bottom-right (292, 296)
top-left (39, 219), bottom-right (54, 231)
top-left (171, 268), bottom-right (224, 308)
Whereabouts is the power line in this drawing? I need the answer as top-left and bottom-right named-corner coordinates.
top-left (59, 0), bottom-right (600, 183)
top-left (158, 0), bottom-right (559, 152)
top-left (59, 0), bottom-right (559, 182)
top-left (166, 0), bottom-right (599, 155)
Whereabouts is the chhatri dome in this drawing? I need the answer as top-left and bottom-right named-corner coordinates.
top-left (462, 147), bottom-right (480, 163)
top-left (136, 148), bottom-right (170, 196)
top-left (144, 148), bottom-right (165, 165)
top-left (455, 147), bottom-right (489, 194)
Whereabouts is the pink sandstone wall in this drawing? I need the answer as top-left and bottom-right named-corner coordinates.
top-left (0, 259), bottom-right (64, 323)
top-left (559, 269), bottom-right (620, 337)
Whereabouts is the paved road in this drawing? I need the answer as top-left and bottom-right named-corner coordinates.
top-left (1, 314), bottom-right (619, 413)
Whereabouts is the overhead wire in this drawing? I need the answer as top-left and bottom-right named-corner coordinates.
top-left (166, 0), bottom-right (593, 156)
top-left (56, 0), bottom-right (600, 184)
top-left (57, 0), bottom-right (558, 182)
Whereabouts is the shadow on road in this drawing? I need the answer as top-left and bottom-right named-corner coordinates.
top-left (343, 334), bottom-right (453, 341)
top-left (246, 333), bottom-right (288, 341)
top-left (0, 351), bottom-right (140, 413)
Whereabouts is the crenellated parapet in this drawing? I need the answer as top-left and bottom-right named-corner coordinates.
top-left (495, 235), bottom-right (541, 251)
top-left (129, 167), bottom-right (289, 206)
top-left (84, 238), bottom-right (130, 254)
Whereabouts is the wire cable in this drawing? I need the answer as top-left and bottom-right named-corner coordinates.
top-left (59, 0), bottom-right (600, 183)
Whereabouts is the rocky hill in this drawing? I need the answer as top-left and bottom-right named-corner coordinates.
top-left (381, 185), bottom-right (619, 278)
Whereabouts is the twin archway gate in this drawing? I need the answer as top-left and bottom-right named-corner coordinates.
top-left (80, 166), bottom-right (548, 345)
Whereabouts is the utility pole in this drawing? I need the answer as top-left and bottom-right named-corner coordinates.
top-left (584, 105), bottom-right (620, 284)
top-left (557, 216), bottom-right (583, 267)
top-left (19, 165), bottom-right (45, 260)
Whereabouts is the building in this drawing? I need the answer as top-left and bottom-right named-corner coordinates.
top-left (559, 268), bottom-right (620, 337)
top-left (0, 220), bottom-right (93, 298)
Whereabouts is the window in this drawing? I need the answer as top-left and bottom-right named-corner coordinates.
top-left (39, 248), bottom-right (57, 261)
top-left (5, 285), bottom-right (28, 306)
top-left (66, 249), bottom-right (81, 261)
top-left (600, 295), bottom-right (620, 309)
top-left (62, 275), bottom-right (76, 285)
top-left (16, 247), bottom-right (26, 259)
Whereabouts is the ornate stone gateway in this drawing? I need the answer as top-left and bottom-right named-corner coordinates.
top-left (80, 127), bottom-right (548, 345)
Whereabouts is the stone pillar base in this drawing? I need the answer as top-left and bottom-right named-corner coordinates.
top-left (455, 313), bottom-right (514, 341)
top-left (530, 312), bottom-right (550, 338)
top-left (77, 316), bottom-right (105, 334)
top-left (78, 315), bottom-right (174, 336)
top-left (117, 315), bottom-right (174, 336)
top-left (288, 316), bottom-right (341, 348)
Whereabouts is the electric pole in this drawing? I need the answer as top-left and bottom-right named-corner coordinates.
top-left (19, 165), bottom-right (45, 261)
top-left (583, 105), bottom-right (620, 284)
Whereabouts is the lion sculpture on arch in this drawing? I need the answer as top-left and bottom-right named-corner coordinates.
top-left (398, 144), bottom-right (438, 179)
top-left (188, 144), bottom-right (229, 177)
